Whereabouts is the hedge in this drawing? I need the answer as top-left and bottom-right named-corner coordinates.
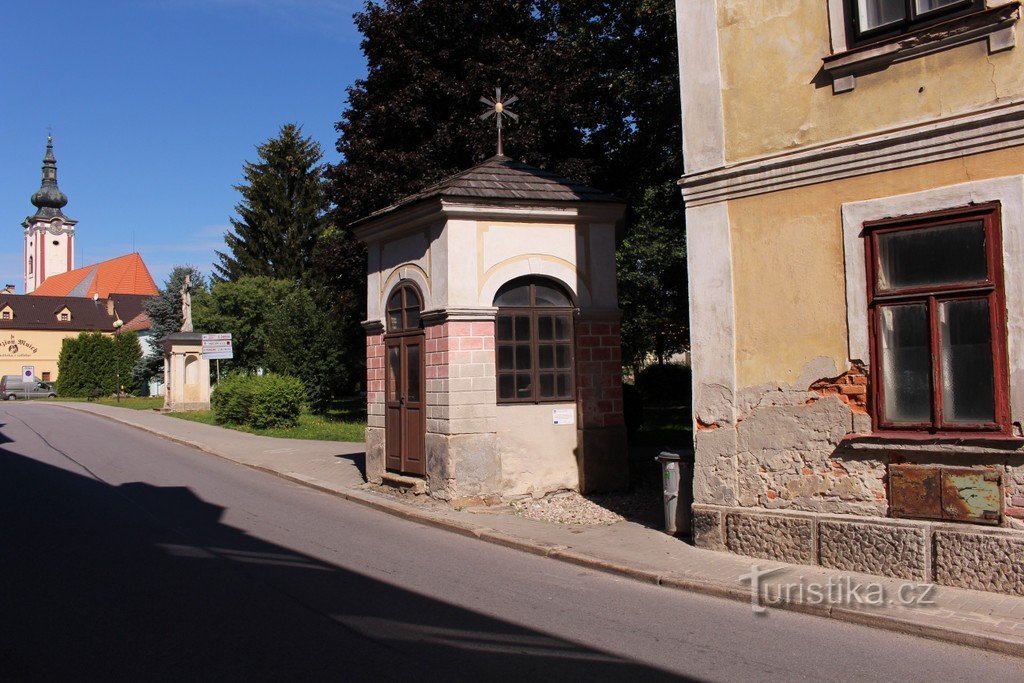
top-left (211, 373), bottom-right (305, 429)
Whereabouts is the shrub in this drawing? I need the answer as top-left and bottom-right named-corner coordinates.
top-left (211, 374), bottom-right (255, 425)
top-left (247, 374), bottom-right (305, 428)
top-left (635, 362), bottom-right (692, 406)
top-left (212, 373), bottom-right (304, 429)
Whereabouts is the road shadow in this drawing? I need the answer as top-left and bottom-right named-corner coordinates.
top-left (0, 447), bottom-right (688, 681)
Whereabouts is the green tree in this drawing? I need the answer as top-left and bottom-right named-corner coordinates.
top-left (57, 332), bottom-right (117, 398)
top-left (214, 124), bottom-right (330, 283)
top-left (263, 284), bottom-right (349, 412)
top-left (328, 0), bottom-right (687, 371)
top-left (114, 330), bottom-right (143, 395)
top-left (135, 265), bottom-right (207, 387)
top-left (194, 276), bottom-right (351, 412)
top-left (193, 276), bottom-right (292, 373)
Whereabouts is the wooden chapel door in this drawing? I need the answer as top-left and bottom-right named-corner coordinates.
top-left (385, 333), bottom-right (426, 476)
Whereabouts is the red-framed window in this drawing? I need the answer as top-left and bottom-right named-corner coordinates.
top-left (865, 203), bottom-right (1010, 434)
top-left (494, 277), bottom-right (575, 404)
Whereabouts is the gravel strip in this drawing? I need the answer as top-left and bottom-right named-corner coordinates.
top-left (510, 491), bottom-right (625, 525)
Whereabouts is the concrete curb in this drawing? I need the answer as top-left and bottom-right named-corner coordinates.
top-left (56, 403), bottom-right (1024, 658)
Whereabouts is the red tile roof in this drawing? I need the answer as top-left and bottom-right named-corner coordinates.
top-left (31, 253), bottom-right (159, 298)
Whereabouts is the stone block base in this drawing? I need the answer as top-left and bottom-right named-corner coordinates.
top-left (425, 432), bottom-right (501, 501)
top-left (365, 427), bottom-right (385, 485)
top-left (693, 504), bottom-right (1024, 596)
top-left (577, 426), bottom-right (629, 493)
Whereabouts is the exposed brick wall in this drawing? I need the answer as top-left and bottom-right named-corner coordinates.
top-left (575, 320), bottom-right (625, 428)
top-left (425, 320), bottom-right (496, 435)
top-left (810, 362), bottom-right (868, 414)
top-left (366, 332), bottom-right (385, 429)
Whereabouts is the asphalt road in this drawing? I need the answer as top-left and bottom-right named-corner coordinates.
top-left (1, 403), bottom-right (1021, 681)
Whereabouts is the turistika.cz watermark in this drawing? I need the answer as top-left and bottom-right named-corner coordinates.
top-left (739, 565), bottom-right (937, 614)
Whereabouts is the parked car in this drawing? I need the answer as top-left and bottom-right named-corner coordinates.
top-left (0, 375), bottom-right (57, 400)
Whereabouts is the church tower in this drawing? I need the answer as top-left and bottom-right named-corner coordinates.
top-left (22, 135), bottom-right (76, 293)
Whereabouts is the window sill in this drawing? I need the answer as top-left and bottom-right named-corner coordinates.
top-left (841, 431), bottom-right (1024, 453)
top-left (823, 2), bottom-right (1019, 94)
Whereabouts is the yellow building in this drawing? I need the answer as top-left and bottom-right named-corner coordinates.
top-left (0, 292), bottom-right (150, 382)
top-left (678, 1), bottom-right (1024, 594)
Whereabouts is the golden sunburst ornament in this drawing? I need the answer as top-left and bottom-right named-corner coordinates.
top-left (479, 87), bottom-right (519, 156)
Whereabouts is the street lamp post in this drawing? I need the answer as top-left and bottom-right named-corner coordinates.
top-left (113, 319), bottom-right (123, 403)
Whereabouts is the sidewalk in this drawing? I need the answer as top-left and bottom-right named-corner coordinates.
top-left (57, 402), bottom-right (1024, 657)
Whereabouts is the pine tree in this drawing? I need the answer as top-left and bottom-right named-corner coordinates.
top-left (215, 124), bottom-right (329, 283)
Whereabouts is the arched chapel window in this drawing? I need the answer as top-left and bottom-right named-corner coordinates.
top-left (28, 256), bottom-right (33, 275)
top-left (494, 277), bottom-right (575, 403)
top-left (386, 284), bottom-right (422, 333)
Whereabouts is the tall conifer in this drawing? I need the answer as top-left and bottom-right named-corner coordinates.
top-left (215, 124), bottom-right (329, 283)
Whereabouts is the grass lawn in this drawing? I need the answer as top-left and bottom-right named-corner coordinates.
top-left (168, 399), bottom-right (366, 443)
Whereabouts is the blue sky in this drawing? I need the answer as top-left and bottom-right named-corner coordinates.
top-left (0, 0), bottom-right (367, 291)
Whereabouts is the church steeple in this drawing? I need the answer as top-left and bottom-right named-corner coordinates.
top-left (22, 133), bottom-right (77, 294)
top-left (29, 135), bottom-right (70, 220)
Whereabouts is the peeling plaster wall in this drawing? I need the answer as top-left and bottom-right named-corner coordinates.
top-left (716, 1), bottom-right (1024, 163)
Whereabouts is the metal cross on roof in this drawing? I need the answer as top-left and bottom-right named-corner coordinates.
top-left (479, 87), bottom-right (519, 156)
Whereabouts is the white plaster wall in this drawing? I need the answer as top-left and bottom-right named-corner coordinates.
top-left (676, 0), bottom-right (726, 174)
top-left (842, 175), bottom-right (1024, 424)
top-left (43, 232), bottom-right (70, 284)
top-left (496, 402), bottom-right (580, 496)
top-left (686, 201), bottom-right (737, 426)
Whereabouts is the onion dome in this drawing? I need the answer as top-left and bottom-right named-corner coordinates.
top-left (29, 135), bottom-right (69, 219)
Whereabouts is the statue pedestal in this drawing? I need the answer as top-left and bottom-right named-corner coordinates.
top-left (162, 332), bottom-right (211, 411)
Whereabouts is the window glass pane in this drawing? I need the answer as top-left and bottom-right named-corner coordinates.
top-left (538, 345), bottom-right (554, 369)
top-left (858, 0), bottom-right (905, 30)
top-left (387, 346), bottom-right (400, 401)
top-left (388, 310), bottom-right (402, 331)
top-left (515, 373), bottom-right (532, 398)
top-left (514, 315), bottom-right (531, 341)
top-left (404, 306), bottom-right (420, 329)
top-left (556, 345), bottom-right (571, 369)
top-left (940, 299), bottom-right (995, 423)
top-left (406, 344), bottom-right (420, 402)
top-left (555, 315), bottom-right (571, 341)
top-left (497, 345), bottom-right (514, 371)
top-left (498, 374), bottom-right (515, 400)
top-left (538, 316), bottom-right (554, 340)
top-left (387, 291), bottom-right (403, 312)
top-left (534, 283), bottom-right (571, 307)
top-left (915, 0), bottom-right (963, 15)
top-left (877, 221), bottom-right (987, 290)
top-left (494, 284), bottom-right (531, 306)
top-left (515, 344), bottom-right (532, 370)
top-left (539, 373), bottom-right (555, 398)
top-left (403, 287), bottom-right (420, 309)
top-left (496, 316), bottom-right (513, 341)
top-left (880, 304), bottom-right (932, 423)
top-left (556, 373), bottom-right (571, 398)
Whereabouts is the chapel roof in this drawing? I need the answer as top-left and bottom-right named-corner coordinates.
top-left (352, 154), bottom-right (623, 228)
top-left (31, 253), bottom-right (159, 298)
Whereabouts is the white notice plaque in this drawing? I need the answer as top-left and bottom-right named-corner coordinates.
top-left (552, 408), bottom-right (575, 426)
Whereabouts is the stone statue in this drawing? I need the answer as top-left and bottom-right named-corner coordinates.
top-left (180, 274), bottom-right (193, 332)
